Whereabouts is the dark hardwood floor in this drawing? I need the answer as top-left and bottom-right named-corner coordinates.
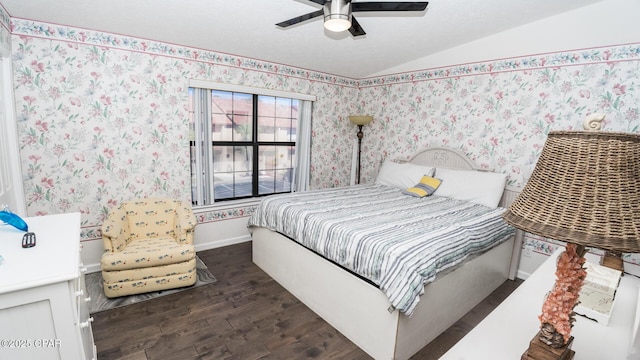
top-left (92, 242), bottom-right (522, 359)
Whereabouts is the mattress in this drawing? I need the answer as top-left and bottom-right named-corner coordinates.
top-left (248, 184), bottom-right (515, 315)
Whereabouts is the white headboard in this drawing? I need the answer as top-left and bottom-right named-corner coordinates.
top-left (400, 146), bottom-right (520, 208)
top-left (403, 146), bottom-right (480, 171)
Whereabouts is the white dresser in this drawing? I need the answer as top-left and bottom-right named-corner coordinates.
top-left (441, 249), bottom-right (640, 360)
top-left (0, 212), bottom-right (97, 360)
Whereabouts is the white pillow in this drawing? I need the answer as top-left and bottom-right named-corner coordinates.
top-left (375, 160), bottom-right (435, 190)
top-left (434, 168), bottom-right (507, 208)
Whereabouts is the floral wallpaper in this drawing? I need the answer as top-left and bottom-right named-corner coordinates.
top-left (10, 19), bottom-right (358, 242)
top-left (356, 45), bottom-right (640, 187)
top-left (8, 16), bottom-right (640, 268)
top-left (354, 44), bottom-right (640, 266)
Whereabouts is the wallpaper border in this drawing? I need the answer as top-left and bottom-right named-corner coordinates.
top-left (195, 205), bottom-right (256, 224)
top-left (11, 17), bottom-right (640, 90)
top-left (10, 18), bottom-right (359, 88)
top-left (358, 43), bottom-right (640, 87)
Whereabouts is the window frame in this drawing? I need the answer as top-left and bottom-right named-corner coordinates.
top-left (189, 81), bottom-right (315, 207)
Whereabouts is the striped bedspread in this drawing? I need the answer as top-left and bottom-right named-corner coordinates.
top-left (248, 184), bottom-right (515, 315)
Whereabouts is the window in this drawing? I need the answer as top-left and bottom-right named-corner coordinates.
top-left (189, 87), bottom-right (304, 205)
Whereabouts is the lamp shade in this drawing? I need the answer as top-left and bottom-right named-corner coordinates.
top-left (324, 16), bottom-right (351, 32)
top-left (503, 131), bottom-right (640, 253)
top-left (324, 0), bottom-right (352, 32)
top-left (348, 115), bottom-right (373, 126)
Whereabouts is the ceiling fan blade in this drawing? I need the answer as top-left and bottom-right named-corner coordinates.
top-left (276, 9), bottom-right (324, 27)
top-left (348, 16), bottom-right (366, 37)
top-left (306, 0), bottom-right (328, 5)
top-left (352, 2), bottom-right (428, 12)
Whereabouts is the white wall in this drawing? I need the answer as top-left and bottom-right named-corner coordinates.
top-left (193, 216), bottom-right (253, 252)
top-left (372, 0), bottom-right (640, 77)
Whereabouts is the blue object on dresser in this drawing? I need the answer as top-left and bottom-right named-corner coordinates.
top-left (0, 210), bottom-right (29, 232)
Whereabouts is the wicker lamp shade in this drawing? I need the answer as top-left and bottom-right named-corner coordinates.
top-left (503, 130), bottom-right (640, 253)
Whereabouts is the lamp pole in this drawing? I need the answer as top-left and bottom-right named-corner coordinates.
top-left (348, 115), bottom-right (373, 185)
top-left (356, 124), bottom-right (364, 184)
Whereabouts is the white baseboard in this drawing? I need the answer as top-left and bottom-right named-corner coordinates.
top-left (85, 263), bottom-right (102, 274)
top-left (516, 269), bottom-right (532, 280)
top-left (194, 235), bottom-right (251, 252)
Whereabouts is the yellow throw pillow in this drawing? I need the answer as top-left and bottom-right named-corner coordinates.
top-left (402, 176), bottom-right (442, 198)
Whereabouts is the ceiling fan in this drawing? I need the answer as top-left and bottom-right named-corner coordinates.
top-left (276, 0), bottom-right (429, 37)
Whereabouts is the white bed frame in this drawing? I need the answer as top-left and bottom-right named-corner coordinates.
top-left (252, 147), bottom-right (523, 360)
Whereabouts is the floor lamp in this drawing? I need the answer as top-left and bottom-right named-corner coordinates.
top-left (348, 115), bottom-right (373, 184)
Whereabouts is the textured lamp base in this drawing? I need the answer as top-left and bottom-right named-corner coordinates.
top-left (522, 332), bottom-right (575, 360)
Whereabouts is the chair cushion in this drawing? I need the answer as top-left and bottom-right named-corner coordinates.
top-left (101, 237), bottom-right (195, 271)
top-left (124, 198), bottom-right (178, 241)
top-left (102, 257), bottom-right (196, 284)
top-left (102, 258), bottom-right (197, 298)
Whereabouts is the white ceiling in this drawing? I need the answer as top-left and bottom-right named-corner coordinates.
top-left (1, 0), bottom-right (601, 78)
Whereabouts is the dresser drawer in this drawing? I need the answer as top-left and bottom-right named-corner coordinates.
top-left (74, 263), bottom-right (91, 321)
top-left (75, 263), bottom-right (96, 360)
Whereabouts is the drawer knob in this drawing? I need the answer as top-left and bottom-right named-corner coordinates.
top-left (80, 317), bottom-right (94, 328)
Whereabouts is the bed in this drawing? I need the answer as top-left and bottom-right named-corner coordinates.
top-left (249, 147), bottom-right (522, 360)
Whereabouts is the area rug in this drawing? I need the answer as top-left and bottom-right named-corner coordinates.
top-left (85, 256), bottom-right (216, 314)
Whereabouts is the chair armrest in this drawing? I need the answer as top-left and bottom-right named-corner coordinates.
top-left (101, 204), bottom-right (130, 252)
top-left (174, 201), bottom-right (197, 244)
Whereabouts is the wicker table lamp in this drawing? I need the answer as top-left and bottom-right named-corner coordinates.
top-left (503, 129), bottom-right (640, 359)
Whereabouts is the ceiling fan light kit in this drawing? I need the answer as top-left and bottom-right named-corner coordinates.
top-left (324, 0), bottom-right (352, 32)
top-left (277, 0), bottom-right (429, 37)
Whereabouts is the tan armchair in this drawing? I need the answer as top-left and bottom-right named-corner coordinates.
top-left (101, 198), bottom-right (198, 298)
